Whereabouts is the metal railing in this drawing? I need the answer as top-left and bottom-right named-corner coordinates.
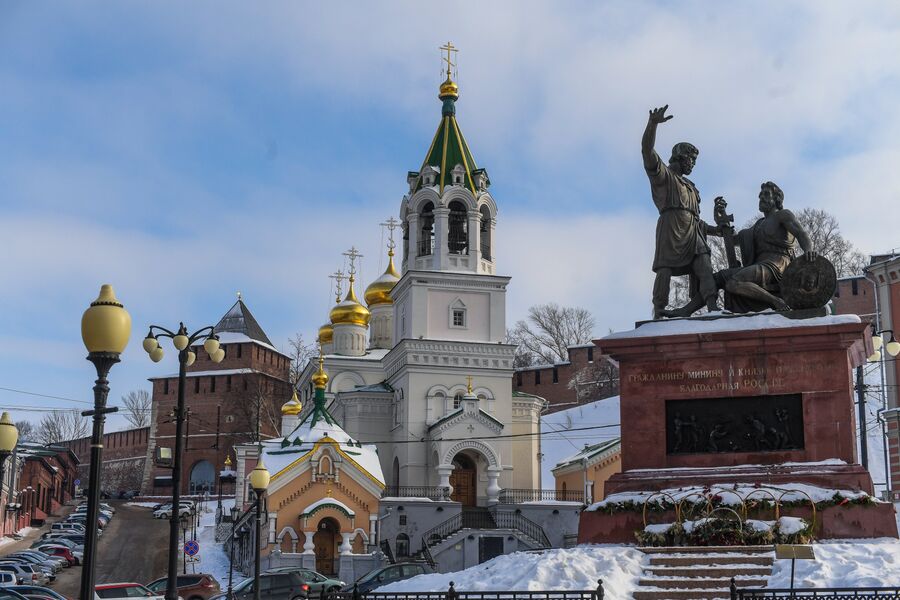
top-left (491, 511), bottom-right (551, 548)
top-left (733, 580), bottom-right (900, 599)
top-left (418, 237), bottom-right (434, 256)
top-left (382, 486), bottom-right (450, 501)
top-left (418, 508), bottom-right (550, 561)
top-left (325, 581), bottom-right (605, 600)
top-left (497, 489), bottom-right (585, 504)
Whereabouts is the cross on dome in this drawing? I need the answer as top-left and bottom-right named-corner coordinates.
top-left (440, 41), bottom-right (458, 79)
top-left (329, 269), bottom-right (345, 303)
top-left (343, 246), bottom-right (363, 280)
top-left (380, 216), bottom-right (400, 254)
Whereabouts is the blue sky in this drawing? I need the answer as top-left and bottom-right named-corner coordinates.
top-left (2, 2), bottom-right (900, 431)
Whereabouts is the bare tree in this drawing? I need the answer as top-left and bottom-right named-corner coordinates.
top-left (121, 389), bottom-right (152, 428)
top-left (510, 303), bottom-right (595, 366)
top-left (568, 356), bottom-right (620, 403)
top-left (796, 208), bottom-right (866, 277)
top-left (288, 333), bottom-right (317, 386)
top-left (15, 420), bottom-right (35, 442)
top-left (36, 410), bottom-right (89, 444)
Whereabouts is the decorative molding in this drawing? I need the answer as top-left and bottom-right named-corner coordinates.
top-left (440, 439), bottom-right (500, 467)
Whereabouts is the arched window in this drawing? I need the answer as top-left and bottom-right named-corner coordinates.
top-left (395, 533), bottom-right (410, 558)
top-left (453, 391), bottom-right (464, 410)
top-left (448, 201), bottom-right (468, 255)
top-left (419, 202), bottom-right (434, 256)
top-left (480, 205), bottom-right (491, 260)
top-left (189, 460), bottom-right (215, 494)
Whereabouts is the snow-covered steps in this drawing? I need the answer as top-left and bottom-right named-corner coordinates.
top-left (634, 546), bottom-right (773, 600)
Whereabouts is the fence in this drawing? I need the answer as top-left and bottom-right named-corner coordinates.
top-left (497, 489), bottom-right (585, 504)
top-left (382, 487), bottom-right (450, 501)
top-left (325, 581), bottom-right (605, 600)
top-left (732, 580), bottom-right (900, 599)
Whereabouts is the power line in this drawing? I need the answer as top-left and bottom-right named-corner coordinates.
top-left (0, 386), bottom-right (92, 405)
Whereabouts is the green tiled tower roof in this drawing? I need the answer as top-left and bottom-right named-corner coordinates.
top-left (414, 75), bottom-right (479, 195)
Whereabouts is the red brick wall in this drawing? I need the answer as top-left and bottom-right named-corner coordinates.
top-left (513, 345), bottom-right (618, 414)
top-left (831, 277), bottom-right (877, 321)
top-left (144, 341), bottom-right (291, 495)
top-left (63, 427), bottom-right (149, 465)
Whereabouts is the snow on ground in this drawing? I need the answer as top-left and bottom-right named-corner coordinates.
top-left (768, 538), bottom-right (900, 588)
top-left (191, 498), bottom-right (246, 586)
top-left (0, 527), bottom-right (37, 548)
top-left (605, 313), bottom-right (860, 339)
top-left (125, 501), bottom-right (160, 508)
top-left (377, 546), bottom-right (644, 599)
top-left (540, 397), bottom-right (620, 489)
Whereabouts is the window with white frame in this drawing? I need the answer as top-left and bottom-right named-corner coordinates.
top-left (449, 299), bottom-right (467, 329)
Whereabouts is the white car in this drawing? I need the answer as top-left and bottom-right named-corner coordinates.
top-left (153, 505), bottom-right (192, 519)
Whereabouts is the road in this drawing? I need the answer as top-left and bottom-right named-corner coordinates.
top-left (54, 503), bottom-right (170, 597)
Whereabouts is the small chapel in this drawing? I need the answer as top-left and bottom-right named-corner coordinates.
top-left (233, 45), bottom-right (581, 580)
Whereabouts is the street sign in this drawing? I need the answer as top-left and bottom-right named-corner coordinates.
top-left (74, 479), bottom-right (81, 486)
top-left (184, 540), bottom-right (200, 556)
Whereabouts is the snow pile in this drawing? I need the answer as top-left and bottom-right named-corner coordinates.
top-left (377, 546), bottom-right (643, 599)
top-left (194, 498), bottom-right (247, 587)
top-left (605, 313), bottom-right (860, 340)
top-left (590, 482), bottom-right (875, 511)
top-left (125, 501), bottom-right (160, 508)
top-left (768, 538), bottom-right (900, 588)
top-left (541, 397), bottom-right (620, 489)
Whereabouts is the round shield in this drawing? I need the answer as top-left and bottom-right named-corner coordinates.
top-left (781, 255), bottom-right (837, 309)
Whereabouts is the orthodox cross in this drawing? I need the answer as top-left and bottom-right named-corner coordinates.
top-left (467, 424), bottom-right (475, 434)
top-left (440, 41), bottom-right (458, 78)
top-left (329, 269), bottom-right (345, 302)
top-left (343, 246), bottom-right (363, 280)
top-left (380, 216), bottom-right (400, 253)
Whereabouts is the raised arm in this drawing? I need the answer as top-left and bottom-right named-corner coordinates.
top-left (780, 210), bottom-right (818, 261)
top-left (643, 105), bottom-right (672, 171)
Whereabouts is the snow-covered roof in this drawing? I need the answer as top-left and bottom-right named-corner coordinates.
top-left (301, 498), bottom-right (355, 517)
top-left (214, 298), bottom-right (276, 347)
top-left (262, 397), bottom-right (385, 486)
top-left (605, 312), bottom-right (861, 340)
top-left (552, 438), bottom-right (620, 472)
top-left (540, 396), bottom-right (620, 489)
top-left (194, 331), bottom-right (280, 354)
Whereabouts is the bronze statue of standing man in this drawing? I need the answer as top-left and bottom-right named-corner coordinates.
top-left (642, 105), bottom-right (720, 319)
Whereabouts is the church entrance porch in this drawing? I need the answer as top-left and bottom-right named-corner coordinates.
top-left (313, 517), bottom-right (339, 575)
top-left (449, 453), bottom-right (476, 506)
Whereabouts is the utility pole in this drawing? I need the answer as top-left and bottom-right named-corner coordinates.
top-left (856, 365), bottom-right (868, 469)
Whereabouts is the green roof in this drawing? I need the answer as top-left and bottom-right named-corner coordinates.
top-left (414, 92), bottom-right (478, 195)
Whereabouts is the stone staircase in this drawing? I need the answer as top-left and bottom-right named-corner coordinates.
top-left (633, 546), bottom-right (774, 600)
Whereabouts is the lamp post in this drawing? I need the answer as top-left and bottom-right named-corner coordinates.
top-left (143, 322), bottom-right (223, 600)
top-left (226, 504), bottom-right (239, 600)
top-left (248, 458), bottom-right (270, 600)
top-left (80, 284), bottom-right (131, 600)
top-left (0, 413), bottom-right (18, 537)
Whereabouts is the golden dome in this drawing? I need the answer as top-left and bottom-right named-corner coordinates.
top-left (281, 390), bottom-right (302, 416)
top-left (364, 251), bottom-right (401, 307)
top-left (318, 322), bottom-right (334, 344)
top-left (311, 354), bottom-right (328, 389)
top-left (439, 77), bottom-right (458, 100)
top-left (329, 276), bottom-right (371, 326)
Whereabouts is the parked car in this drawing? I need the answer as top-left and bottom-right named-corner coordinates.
top-left (31, 538), bottom-right (81, 553)
top-left (0, 573), bottom-right (15, 588)
top-left (0, 563), bottom-right (45, 586)
top-left (95, 583), bottom-right (166, 600)
top-left (0, 557), bottom-right (55, 581)
top-left (208, 573), bottom-right (309, 600)
top-left (0, 588), bottom-right (28, 600)
top-left (8, 552), bottom-right (64, 573)
top-left (9, 586), bottom-right (68, 600)
top-left (34, 546), bottom-right (79, 567)
top-left (145, 574), bottom-right (221, 600)
top-left (153, 505), bottom-right (192, 520)
top-left (342, 563), bottom-right (433, 594)
top-left (262, 569), bottom-right (344, 598)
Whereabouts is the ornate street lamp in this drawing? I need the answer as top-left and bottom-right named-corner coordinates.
top-left (249, 458), bottom-right (270, 600)
top-left (80, 284), bottom-right (131, 600)
top-left (227, 504), bottom-right (239, 600)
top-left (0, 414), bottom-right (18, 537)
top-left (143, 322), bottom-right (223, 600)
top-left (869, 329), bottom-right (900, 362)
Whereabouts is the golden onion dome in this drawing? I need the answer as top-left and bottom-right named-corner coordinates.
top-left (364, 251), bottom-right (401, 307)
top-left (311, 354), bottom-right (328, 389)
top-left (439, 77), bottom-right (458, 100)
top-left (318, 322), bottom-right (334, 345)
top-left (281, 390), bottom-right (302, 416)
top-left (329, 276), bottom-right (371, 326)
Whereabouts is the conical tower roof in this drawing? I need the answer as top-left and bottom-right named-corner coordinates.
top-left (215, 297), bottom-right (274, 346)
top-left (414, 71), bottom-right (478, 195)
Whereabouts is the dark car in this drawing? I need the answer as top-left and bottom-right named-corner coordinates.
top-left (0, 589), bottom-right (28, 600)
top-left (262, 569), bottom-right (344, 598)
top-left (342, 563), bottom-right (433, 594)
top-left (209, 573), bottom-right (308, 600)
top-left (9, 586), bottom-right (68, 600)
top-left (145, 574), bottom-right (221, 600)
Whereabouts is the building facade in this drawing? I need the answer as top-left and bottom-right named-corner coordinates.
top-left (142, 298), bottom-right (291, 496)
top-left (513, 345), bottom-right (619, 415)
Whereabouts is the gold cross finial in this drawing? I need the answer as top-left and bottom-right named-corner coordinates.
top-left (380, 217), bottom-right (400, 254)
top-left (466, 375), bottom-right (473, 394)
top-left (343, 246), bottom-right (363, 281)
top-left (236, 291), bottom-right (242, 301)
top-left (440, 41), bottom-right (458, 79)
top-left (329, 269), bottom-right (345, 303)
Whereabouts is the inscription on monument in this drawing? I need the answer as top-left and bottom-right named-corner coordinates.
top-left (628, 362), bottom-right (827, 394)
top-left (665, 394), bottom-right (804, 455)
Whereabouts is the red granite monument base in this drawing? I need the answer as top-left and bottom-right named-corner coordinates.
top-left (578, 313), bottom-right (898, 542)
